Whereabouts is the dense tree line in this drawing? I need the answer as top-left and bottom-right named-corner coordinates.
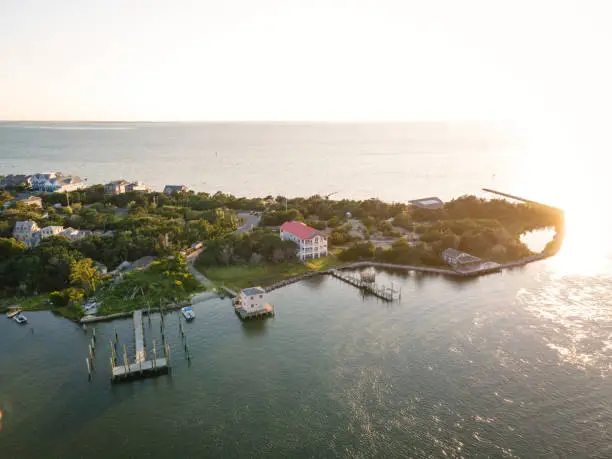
top-left (196, 230), bottom-right (298, 267)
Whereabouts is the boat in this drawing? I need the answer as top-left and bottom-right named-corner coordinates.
top-left (14, 313), bottom-right (27, 325)
top-left (6, 309), bottom-right (23, 319)
top-left (181, 306), bottom-right (195, 321)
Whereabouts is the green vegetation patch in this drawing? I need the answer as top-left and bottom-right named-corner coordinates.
top-left (200, 255), bottom-right (342, 291)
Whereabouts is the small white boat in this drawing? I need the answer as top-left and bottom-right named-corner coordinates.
top-left (181, 306), bottom-right (195, 321)
top-left (14, 313), bottom-right (27, 325)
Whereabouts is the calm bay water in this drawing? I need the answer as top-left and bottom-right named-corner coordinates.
top-left (1, 263), bottom-right (611, 458)
top-left (1, 122), bottom-right (611, 457)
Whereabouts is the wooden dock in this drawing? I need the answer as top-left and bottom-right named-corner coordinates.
top-left (329, 270), bottom-right (398, 301)
top-left (110, 310), bottom-right (171, 383)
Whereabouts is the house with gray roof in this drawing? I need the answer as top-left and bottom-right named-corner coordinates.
top-left (409, 197), bottom-right (444, 210)
top-left (163, 185), bottom-right (188, 196)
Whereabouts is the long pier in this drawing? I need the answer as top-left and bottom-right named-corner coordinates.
top-left (110, 310), bottom-right (170, 382)
top-left (482, 188), bottom-right (562, 212)
top-left (329, 269), bottom-right (398, 301)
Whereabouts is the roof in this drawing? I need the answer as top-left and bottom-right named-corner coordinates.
top-left (15, 220), bottom-right (38, 229)
top-left (107, 179), bottom-right (129, 186)
top-left (241, 287), bottom-right (266, 295)
top-left (164, 185), bottom-right (187, 191)
top-left (409, 197), bottom-right (444, 209)
top-left (280, 221), bottom-right (320, 239)
top-left (20, 196), bottom-right (42, 203)
top-left (442, 248), bottom-right (481, 264)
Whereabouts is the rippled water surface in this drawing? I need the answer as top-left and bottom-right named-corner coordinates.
top-left (1, 261), bottom-right (611, 458)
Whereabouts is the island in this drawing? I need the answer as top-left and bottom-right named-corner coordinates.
top-left (0, 173), bottom-right (564, 321)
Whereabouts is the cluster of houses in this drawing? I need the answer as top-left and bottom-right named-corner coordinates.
top-left (12, 220), bottom-right (113, 248)
top-left (1, 172), bottom-right (87, 193)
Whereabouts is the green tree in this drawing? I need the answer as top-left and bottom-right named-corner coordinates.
top-left (70, 258), bottom-right (103, 293)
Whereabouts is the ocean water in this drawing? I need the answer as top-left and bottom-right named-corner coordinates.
top-left (1, 122), bottom-right (611, 457)
top-left (0, 121), bottom-right (525, 201)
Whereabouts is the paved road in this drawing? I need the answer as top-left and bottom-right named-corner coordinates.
top-left (237, 212), bottom-right (261, 233)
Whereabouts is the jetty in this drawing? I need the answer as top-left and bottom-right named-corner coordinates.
top-left (329, 269), bottom-right (398, 301)
top-left (110, 310), bottom-right (170, 382)
top-left (482, 188), bottom-right (563, 212)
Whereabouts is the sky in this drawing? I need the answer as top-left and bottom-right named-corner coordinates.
top-left (1, 0), bottom-right (611, 124)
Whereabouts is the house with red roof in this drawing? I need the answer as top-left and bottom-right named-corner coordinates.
top-left (280, 221), bottom-right (328, 261)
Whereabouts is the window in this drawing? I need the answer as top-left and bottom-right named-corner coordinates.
top-left (259, 295), bottom-right (263, 298)
top-left (251, 296), bottom-right (254, 300)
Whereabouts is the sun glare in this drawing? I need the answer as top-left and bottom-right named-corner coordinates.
top-left (516, 125), bottom-right (612, 276)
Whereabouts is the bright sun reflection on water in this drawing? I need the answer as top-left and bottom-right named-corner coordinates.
top-left (515, 129), bottom-right (612, 277)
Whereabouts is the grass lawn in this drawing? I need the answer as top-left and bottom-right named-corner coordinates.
top-left (199, 255), bottom-right (344, 291)
top-left (0, 294), bottom-right (50, 312)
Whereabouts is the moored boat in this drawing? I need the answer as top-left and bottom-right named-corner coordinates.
top-left (181, 306), bottom-right (195, 321)
top-left (7, 309), bottom-right (23, 319)
top-left (14, 313), bottom-right (27, 324)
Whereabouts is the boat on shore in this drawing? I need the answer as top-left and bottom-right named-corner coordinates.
top-left (7, 309), bottom-right (23, 319)
top-left (14, 313), bottom-right (27, 324)
top-left (181, 306), bottom-right (195, 321)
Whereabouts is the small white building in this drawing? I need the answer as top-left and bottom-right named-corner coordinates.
top-left (280, 221), bottom-right (328, 261)
top-left (441, 248), bottom-right (482, 269)
top-left (40, 225), bottom-right (65, 239)
top-left (239, 287), bottom-right (269, 312)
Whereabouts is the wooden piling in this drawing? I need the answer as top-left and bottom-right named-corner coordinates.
top-left (153, 340), bottom-right (157, 369)
top-left (123, 344), bottom-right (129, 373)
top-left (86, 357), bottom-right (92, 380)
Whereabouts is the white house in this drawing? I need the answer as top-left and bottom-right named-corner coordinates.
top-left (238, 287), bottom-right (269, 312)
top-left (30, 172), bottom-right (86, 193)
top-left (13, 221), bottom-right (40, 248)
top-left (40, 225), bottom-right (65, 239)
top-left (30, 172), bottom-right (62, 192)
top-left (104, 180), bottom-right (129, 195)
top-left (280, 221), bottom-right (328, 260)
top-left (126, 181), bottom-right (151, 193)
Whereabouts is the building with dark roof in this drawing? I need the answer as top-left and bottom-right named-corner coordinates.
top-left (163, 185), bottom-right (188, 196)
top-left (409, 197), bottom-right (444, 210)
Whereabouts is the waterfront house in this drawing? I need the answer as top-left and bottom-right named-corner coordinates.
top-left (17, 196), bottom-right (43, 208)
top-left (104, 180), bottom-right (129, 195)
top-left (30, 172), bottom-right (86, 193)
top-left (30, 172), bottom-right (63, 191)
top-left (163, 185), bottom-right (188, 196)
top-left (13, 221), bottom-right (40, 248)
top-left (125, 181), bottom-right (152, 193)
top-left (0, 174), bottom-right (31, 189)
top-left (441, 248), bottom-right (482, 269)
top-left (280, 221), bottom-right (328, 261)
top-left (53, 176), bottom-right (86, 193)
top-left (40, 225), bottom-right (65, 239)
top-left (238, 287), bottom-right (269, 312)
top-left (409, 197), bottom-right (444, 210)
